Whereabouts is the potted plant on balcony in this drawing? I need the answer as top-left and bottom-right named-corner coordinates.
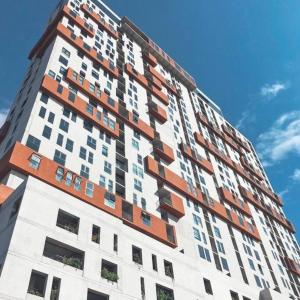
top-left (101, 268), bottom-right (119, 282)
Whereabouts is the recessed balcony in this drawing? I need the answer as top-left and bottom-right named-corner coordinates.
top-left (148, 101), bottom-right (168, 123)
top-left (153, 139), bottom-right (175, 164)
top-left (158, 188), bottom-right (185, 218)
top-left (143, 51), bottom-right (157, 67)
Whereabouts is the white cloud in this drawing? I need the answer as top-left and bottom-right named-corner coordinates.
top-left (278, 189), bottom-right (289, 198)
top-left (236, 111), bottom-right (250, 130)
top-left (292, 169), bottom-right (300, 182)
top-left (260, 82), bottom-right (289, 98)
top-left (0, 108), bottom-right (9, 127)
top-left (257, 111), bottom-right (300, 167)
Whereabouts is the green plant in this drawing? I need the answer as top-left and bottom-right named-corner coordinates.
top-left (62, 256), bottom-right (82, 269)
top-left (158, 290), bottom-right (172, 300)
top-left (101, 268), bottom-right (119, 282)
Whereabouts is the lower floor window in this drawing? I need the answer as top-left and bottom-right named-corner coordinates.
top-left (27, 270), bottom-right (48, 297)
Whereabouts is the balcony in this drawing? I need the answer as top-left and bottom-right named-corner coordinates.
top-left (142, 51), bottom-right (157, 67)
top-left (148, 101), bottom-right (168, 123)
top-left (218, 187), bottom-right (252, 217)
top-left (0, 184), bottom-right (14, 205)
top-left (81, 4), bottom-right (119, 39)
top-left (158, 188), bottom-right (185, 218)
top-left (240, 156), bottom-right (264, 180)
top-left (179, 142), bottom-right (214, 174)
top-left (153, 139), bottom-right (175, 164)
top-left (285, 257), bottom-right (300, 276)
top-left (222, 124), bottom-right (251, 152)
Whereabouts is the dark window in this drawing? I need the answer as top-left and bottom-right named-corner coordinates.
top-left (50, 277), bottom-right (61, 300)
top-left (48, 112), bottom-right (55, 124)
top-left (152, 254), bottom-right (158, 271)
top-left (57, 134), bottom-right (64, 146)
top-left (66, 138), bottom-right (74, 152)
top-left (101, 260), bottom-right (118, 282)
top-left (59, 119), bottom-right (69, 133)
top-left (79, 147), bottom-right (87, 160)
top-left (156, 284), bottom-right (174, 300)
top-left (26, 135), bottom-right (41, 152)
top-left (92, 225), bottom-right (100, 244)
top-left (59, 55), bottom-right (68, 66)
top-left (53, 150), bottom-right (66, 166)
top-left (140, 277), bottom-right (145, 299)
top-left (230, 291), bottom-right (240, 300)
top-left (164, 260), bottom-right (174, 278)
top-left (42, 125), bottom-right (52, 139)
top-left (56, 209), bottom-right (79, 234)
top-left (43, 237), bottom-right (84, 270)
top-left (27, 270), bottom-right (48, 297)
top-left (204, 278), bottom-right (213, 295)
top-left (57, 84), bottom-right (63, 94)
top-left (87, 289), bottom-right (109, 300)
top-left (113, 234), bottom-right (118, 252)
top-left (40, 93), bottom-right (49, 104)
top-left (132, 246), bottom-right (143, 265)
top-left (39, 107), bottom-right (46, 118)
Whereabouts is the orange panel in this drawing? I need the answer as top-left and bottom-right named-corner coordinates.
top-left (148, 101), bottom-right (167, 124)
top-left (179, 143), bottom-right (214, 175)
top-left (0, 184), bottom-right (14, 205)
top-left (1, 143), bottom-right (177, 248)
top-left (143, 52), bottom-right (158, 67)
top-left (81, 4), bottom-right (119, 39)
top-left (285, 257), bottom-right (300, 276)
top-left (66, 68), bottom-right (155, 141)
top-left (159, 189), bottom-right (185, 218)
top-left (41, 75), bottom-right (119, 138)
top-left (153, 139), bottom-right (175, 164)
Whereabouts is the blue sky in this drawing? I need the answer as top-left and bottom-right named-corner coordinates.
top-left (0, 1), bottom-right (299, 240)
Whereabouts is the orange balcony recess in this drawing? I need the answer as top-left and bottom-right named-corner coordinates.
top-left (240, 156), bottom-right (264, 181)
top-left (0, 143), bottom-right (177, 248)
top-left (0, 184), bottom-right (14, 205)
top-left (41, 75), bottom-right (119, 138)
top-left (179, 142), bottom-right (214, 175)
top-left (66, 68), bottom-right (155, 141)
top-left (124, 64), bottom-right (169, 105)
top-left (143, 51), bottom-right (158, 67)
top-left (158, 188), bottom-right (185, 218)
top-left (285, 258), bottom-right (300, 276)
top-left (153, 139), bottom-right (175, 164)
top-left (218, 187), bottom-right (252, 217)
top-left (81, 4), bottom-right (119, 39)
top-left (222, 124), bottom-right (251, 152)
top-left (148, 101), bottom-right (168, 124)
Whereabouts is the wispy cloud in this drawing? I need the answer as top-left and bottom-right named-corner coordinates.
top-left (278, 188), bottom-right (289, 198)
top-left (291, 169), bottom-right (300, 182)
top-left (257, 111), bottom-right (300, 167)
top-left (260, 81), bottom-right (289, 99)
top-left (236, 110), bottom-right (256, 130)
top-left (0, 108), bottom-right (9, 127)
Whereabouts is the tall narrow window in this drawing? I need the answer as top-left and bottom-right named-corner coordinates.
top-left (203, 278), bottom-right (213, 295)
top-left (50, 277), bottom-right (61, 300)
top-left (113, 234), bottom-right (118, 252)
top-left (92, 225), bottom-right (100, 244)
top-left (152, 254), bottom-right (158, 271)
top-left (140, 277), bottom-right (145, 299)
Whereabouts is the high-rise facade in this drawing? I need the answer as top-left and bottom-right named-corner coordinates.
top-left (0, 0), bottom-right (299, 299)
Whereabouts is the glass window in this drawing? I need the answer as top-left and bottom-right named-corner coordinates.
top-left (99, 175), bottom-right (106, 187)
top-left (79, 147), bottom-right (87, 160)
top-left (29, 154), bottom-right (41, 169)
top-left (26, 135), bottom-right (41, 152)
top-left (66, 139), bottom-right (74, 152)
top-left (42, 125), bottom-right (52, 139)
top-left (53, 150), bottom-right (66, 166)
top-left (59, 119), bottom-right (69, 133)
top-left (102, 145), bottom-right (108, 157)
top-left (104, 161), bottom-right (112, 174)
top-left (55, 167), bottom-right (64, 182)
top-left (104, 192), bottom-right (115, 208)
top-left (57, 134), bottom-right (64, 146)
top-left (74, 176), bottom-right (82, 191)
top-left (65, 171), bottom-right (73, 186)
top-left (87, 136), bottom-right (96, 149)
top-left (39, 107), bottom-right (46, 118)
top-left (86, 182), bottom-right (94, 198)
top-left (134, 179), bottom-right (142, 192)
top-left (80, 165), bottom-right (89, 179)
top-left (132, 139), bottom-right (139, 150)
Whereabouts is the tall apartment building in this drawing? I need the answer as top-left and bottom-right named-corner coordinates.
top-left (0, 0), bottom-right (299, 299)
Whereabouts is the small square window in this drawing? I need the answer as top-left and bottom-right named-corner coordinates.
top-left (27, 270), bottom-right (48, 297)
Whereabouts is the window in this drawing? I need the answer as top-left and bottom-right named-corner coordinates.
top-left (193, 227), bottom-right (201, 241)
top-left (55, 167), bottom-right (64, 182)
top-left (65, 171), bottom-right (73, 186)
top-left (62, 47), bottom-right (70, 58)
top-left (230, 291), bottom-right (240, 300)
top-left (104, 192), bottom-right (115, 208)
top-left (137, 154), bottom-right (143, 165)
top-left (214, 226), bottom-right (221, 238)
top-left (40, 93), bottom-right (49, 103)
top-left (57, 133), bottom-right (64, 146)
top-left (99, 175), bottom-right (106, 187)
top-left (74, 176), bottom-right (82, 191)
top-left (164, 260), bottom-right (174, 278)
top-left (102, 145), bottom-right (108, 157)
top-left (80, 164), bottom-right (89, 179)
top-left (26, 135), bottom-right (41, 152)
top-left (254, 275), bottom-right (262, 288)
top-left (221, 257), bottom-right (229, 271)
top-left (216, 241), bottom-right (225, 254)
top-left (87, 136), bottom-right (96, 149)
top-left (152, 254), bottom-right (158, 271)
top-left (59, 55), bottom-right (68, 66)
top-left (42, 125), bottom-right (52, 139)
top-left (87, 290), bottom-right (109, 300)
top-left (59, 119), bottom-right (69, 133)
top-left (27, 270), bottom-right (48, 297)
top-left (140, 277), bottom-right (145, 299)
top-left (193, 214), bottom-right (202, 226)
top-left (56, 209), bottom-right (79, 234)
top-left (48, 112), bottom-right (55, 124)
top-left (132, 246), bottom-right (143, 265)
top-left (101, 260), bottom-right (119, 282)
top-left (248, 258), bottom-right (255, 271)
top-left (50, 277), bottom-right (61, 300)
top-left (79, 146), bottom-right (87, 160)
top-left (141, 198), bottom-right (146, 210)
top-left (134, 179), bottom-right (142, 192)
top-left (203, 278), bottom-right (213, 295)
top-left (104, 161), bottom-right (112, 174)
top-left (43, 237), bottom-right (84, 270)
top-left (156, 285), bottom-right (174, 300)
top-left (54, 150), bottom-right (66, 166)
top-left (198, 245), bottom-right (211, 262)
top-left (88, 152), bottom-right (94, 164)
top-left (39, 106), bottom-right (46, 118)
top-left (132, 138), bottom-right (139, 150)
top-left (66, 139), bottom-right (74, 152)
top-left (92, 225), bottom-right (100, 244)
top-left (113, 234), bottom-right (118, 252)
top-left (29, 154), bottom-right (41, 169)
top-left (141, 211), bottom-right (151, 226)
top-left (86, 182), bottom-right (94, 198)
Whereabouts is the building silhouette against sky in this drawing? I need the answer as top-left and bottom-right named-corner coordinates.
top-left (0, 0), bottom-right (299, 299)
